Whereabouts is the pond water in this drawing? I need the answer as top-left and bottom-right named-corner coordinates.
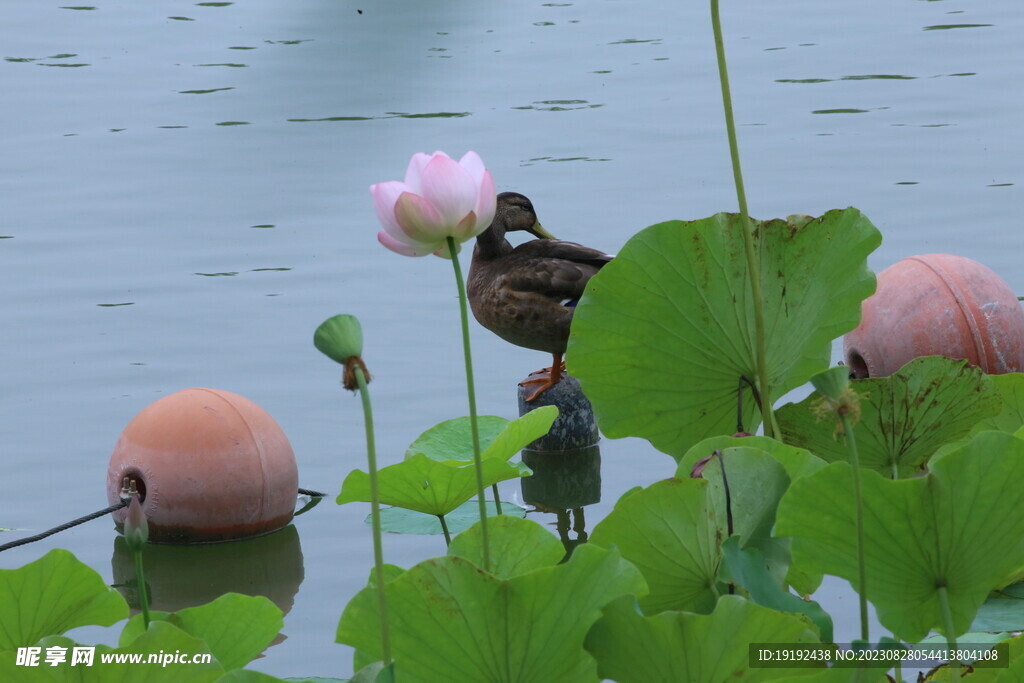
top-left (2, 0), bottom-right (1021, 678)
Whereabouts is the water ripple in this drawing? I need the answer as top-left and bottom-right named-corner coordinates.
top-left (522, 156), bottom-right (611, 165)
top-left (923, 24), bottom-right (993, 31)
top-left (513, 100), bottom-right (602, 112)
top-left (812, 108), bottom-right (871, 115)
top-left (179, 87), bottom-right (235, 95)
top-left (609, 38), bottom-right (662, 45)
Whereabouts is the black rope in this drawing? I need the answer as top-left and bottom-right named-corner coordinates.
top-left (0, 487), bottom-right (329, 553)
top-left (0, 501), bottom-right (128, 553)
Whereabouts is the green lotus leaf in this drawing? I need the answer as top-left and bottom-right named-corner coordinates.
top-left (448, 516), bottom-right (565, 578)
top-left (583, 594), bottom-right (829, 683)
top-left (971, 582), bottom-right (1024, 632)
top-left (337, 452), bottom-right (531, 517)
top-left (349, 662), bottom-right (394, 683)
top-left (338, 544), bottom-right (645, 683)
top-left (589, 477), bottom-right (721, 614)
top-left (93, 622), bottom-right (222, 680)
top-left (120, 593), bottom-right (282, 671)
top-left (405, 407), bottom-right (558, 462)
top-left (0, 549), bottom-right (128, 651)
top-left (913, 634), bottom-right (1016, 681)
top-left (979, 373), bottom-right (1024, 433)
top-left (697, 448), bottom-right (800, 592)
top-left (568, 209), bottom-right (880, 457)
top-left (934, 373), bottom-right (1024, 460)
top-left (720, 536), bottom-right (833, 643)
top-left (778, 357), bottom-right (1001, 478)
top-left (681, 443), bottom-right (824, 597)
top-left (700, 448), bottom-right (790, 546)
top-left (951, 633), bottom-right (1024, 683)
top-left (337, 565), bottom-right (406, 673)
top-left (776, 431), bottom-right (1024, 643)
top-left (0, 622), bottom-right (224, 682)
top-left (405, 416), bottom-right (509, 461)
top-left (313, 314), bottom-right (363, 364)
top-left (372, 501), bottom-right (526, 536)
top-left (773, 672), bottom-right (888, 683)
top-left (678, 435), bottom-right (827, 482)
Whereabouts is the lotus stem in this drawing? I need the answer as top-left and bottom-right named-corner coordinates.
top-left (437, 515), bottom-right (452, 546)
top-left (491, 484), bottom-right (503, 515)
top-left (714, 451), bottom-right (734, 537)
top-left (132, 549), bottom-right (151, 629)
top-left (937, 586), bottom-right (960, 678)
top-left (710, 0), bottom-right (775, 438)
top-left (714, 451), bottom-right (737, 595)
top-left (353, 364), bottom-right (392, 667)
top-left (841, 412), bottom-right (870, 642)
top-left (447, 236), bottom-right (491, 572)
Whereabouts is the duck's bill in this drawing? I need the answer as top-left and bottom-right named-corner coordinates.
top-left (530, 221), bottom-right (556, 240)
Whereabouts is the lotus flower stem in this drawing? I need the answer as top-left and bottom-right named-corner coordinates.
top-left (710, 0), bottom-right (775, 438)
top-left (491, 485), bottom-right (502, 515)
top-left (841, 412), bottom-right (870, 642)
top-left (447, 236), bottom-right (491, 572)
top-left (353, 364), bottom-right (392, 667)
top-left (123, 491), bottom-right (151, 629)
top-left (132, 550), bottom-right (151, 629)
top-left (937, 586), bottom-right (960, 677)
top-left (437, 515), bottom-right (452, 546)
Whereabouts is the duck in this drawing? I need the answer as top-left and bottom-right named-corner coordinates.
top-left (468, 192), bottom-right (613, 401)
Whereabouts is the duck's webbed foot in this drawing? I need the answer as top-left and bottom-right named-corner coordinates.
top-left (519, 353), bottom-right (566, 402)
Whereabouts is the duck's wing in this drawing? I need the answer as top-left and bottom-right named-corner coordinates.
top-left (524, 239), bottom-right (613, 266)
top-left (504, 239), bottom-right (613, 305)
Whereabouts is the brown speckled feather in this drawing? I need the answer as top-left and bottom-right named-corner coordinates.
top-left (467, 193), bottom-right (612, 355)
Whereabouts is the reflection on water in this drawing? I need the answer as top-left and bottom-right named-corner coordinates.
top-left (522, 444), bottom-right (600, 558)
top-left (521, 445), bottom-right (601, 513)
top-left (111, 524), bottom-right (303, 617)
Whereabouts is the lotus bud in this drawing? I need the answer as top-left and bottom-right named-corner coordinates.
top-left (314, 315), bottom-right (363, 362)
top-left (314, 314), bottom-right (371, 391)
top-left (810, 366), bottom-right (863, 436)
top-left (124, 495), bottom-right (148, 551)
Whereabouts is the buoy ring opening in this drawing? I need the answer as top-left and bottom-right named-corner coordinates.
top-left (122, 470), bottom-right (147, 502)
top-left (847, 352), bottom-right (870, 380)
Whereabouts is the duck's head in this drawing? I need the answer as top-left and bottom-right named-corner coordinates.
top-left (491, 192), bottom-right (556, 240)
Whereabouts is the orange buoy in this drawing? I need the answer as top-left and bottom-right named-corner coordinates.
top-left (844, 254), bottom-right (1024, 378)
top-left (106, 388), bottom-right (298, 543)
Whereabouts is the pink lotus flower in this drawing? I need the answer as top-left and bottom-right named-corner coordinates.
top-left (371, 151), bottom-right (497, 258)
